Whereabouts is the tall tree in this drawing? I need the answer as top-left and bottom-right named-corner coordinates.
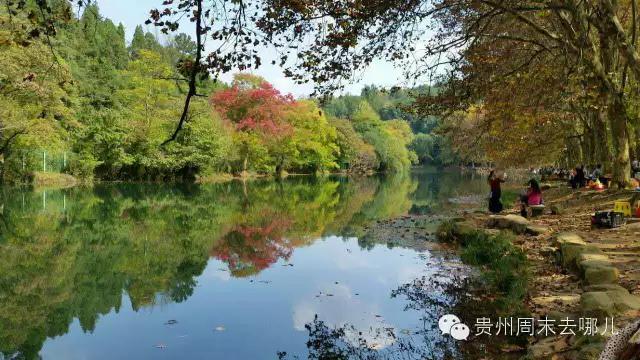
top-left (254, 0), bottom-right (640, 186)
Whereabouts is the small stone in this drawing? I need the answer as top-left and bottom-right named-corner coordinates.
top-left (540, 246), bottom-right (557, 256)
top-left (528, 337), bottom-right (570, 358)
top-left (550, 204), bottom-right (565, 215)
top-left (487, 214), bottom-right (530, 234)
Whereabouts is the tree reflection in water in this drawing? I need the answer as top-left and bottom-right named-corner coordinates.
top-left (211, 215), bottom-right (294, 277)
top-left (0, 171), bottom-right (490, 359)
top-left (281, 266), bottom-right (529, 360)
top-left (278, 271), bottom-right (463, 360)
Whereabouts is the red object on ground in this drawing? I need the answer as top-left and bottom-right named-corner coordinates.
top-left (636, 206), bottom-right (640, 218)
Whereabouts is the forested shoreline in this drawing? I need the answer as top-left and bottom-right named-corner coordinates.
top-left (5, 0), bottom-right (640, 187)
top-left (0, 3), bottom-right (455, 184)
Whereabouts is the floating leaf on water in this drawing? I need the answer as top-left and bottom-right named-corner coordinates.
top-left (215, 326), bottom-right (226, 332)
top-left (164, 319), bottom-right (178, 325)
top-left (154, 343), bottom-right (167, 349)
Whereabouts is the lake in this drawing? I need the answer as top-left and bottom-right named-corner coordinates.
top-left (0, 168), bottom-right (492, 360)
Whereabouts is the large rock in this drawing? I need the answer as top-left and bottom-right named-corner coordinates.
top-left (487, 214), bottom-right (530, 234)
top-left (450, 221), bottom-right (478, 243)
top-left (608, 291), bottom-right (640, 312)
top-left (583, 265), bottom-right (619, 285)
top-left (582, 287), bottom-right (640, 318)
top-left (578, 259), bottom-right (613, 272)
top-left (559, 243), bottom-right (603, 269)
top-left (581, 291), bottom-right (617, 317)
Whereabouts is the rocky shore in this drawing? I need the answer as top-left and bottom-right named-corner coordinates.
top-left (372, 183), bottom-right (640, 359)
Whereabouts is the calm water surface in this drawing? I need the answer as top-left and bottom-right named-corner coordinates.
top-left (0, 169), bottom-right (489, 360)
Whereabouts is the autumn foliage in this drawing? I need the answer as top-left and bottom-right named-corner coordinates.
top-left (211, 77), bottom-right (295, 138)
top-left (211, 214), bottom-right (294, 277)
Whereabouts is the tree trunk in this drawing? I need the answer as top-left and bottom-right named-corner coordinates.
top-left (635, 115), bottom-right (640, 161)
top-left (242, 154), bottom-right (248, 175)
top-left (608, 93), bottom-right (632, 187)
top-left (636, 124), bottom-right (640, 161)
top-left (594, 110), bottom-right (612, 169)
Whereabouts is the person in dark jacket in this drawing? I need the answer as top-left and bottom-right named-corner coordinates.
top-left (570, 165), bottom-right (586, 189)
top-left (488, 170), bottom-right (505, 213)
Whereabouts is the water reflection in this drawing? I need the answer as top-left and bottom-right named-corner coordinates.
top-left (0, 171), bottom-right (487, 359)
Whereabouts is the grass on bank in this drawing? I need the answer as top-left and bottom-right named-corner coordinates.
top-left (437, 220), bottom-right (530, 312)
top-left (32, 172), bottom-right (79, 188)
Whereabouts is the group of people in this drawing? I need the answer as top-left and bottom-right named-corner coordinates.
top-left (569, 164), bottom-right (607, 189)
top-left (487, 160), bottom-right (640, 215)
top-left (487, 170), bottom-right (543, 216)
top-left (533, 167), bottom-right (572, 180)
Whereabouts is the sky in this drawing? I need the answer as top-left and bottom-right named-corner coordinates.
top-left (95, 0), bottom-right (406, 97)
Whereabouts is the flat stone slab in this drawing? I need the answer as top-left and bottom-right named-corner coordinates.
top-left (487, 214), bottom-right (530, 234)
top-left (526, 225), bottom-right (552, 236)
top-left (583, 265), bottom-right (619, 285)
top-left (581, 291), bottom-right (616, 317)
top-left (578, 259), bottom-right (613, 271)
top-left (560, 243), bottom-right (603, 269)
top-left (577, 253), bottom-right (610, 263)
top-left (626, 222), bottom-right (640, 230)
top-left (531, 294), bottom-right (580, 306)
top-left (608, 291), bottom-right (640, 312)
top-left (583, 284), bottom-right (629, 294)
top-left (553, 233), bottom-right (586, 247)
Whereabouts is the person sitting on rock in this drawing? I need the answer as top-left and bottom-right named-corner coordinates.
top-left (520, 179), bottom-right (543, 217)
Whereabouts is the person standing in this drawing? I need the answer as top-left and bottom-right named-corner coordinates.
top-left (571, 165), bottom-right (586, 189)
top-left (488, 170), bottom-right (505, 213)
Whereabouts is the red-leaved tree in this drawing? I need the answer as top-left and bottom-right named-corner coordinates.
top-left (210, 74), bottom-right (295, 174)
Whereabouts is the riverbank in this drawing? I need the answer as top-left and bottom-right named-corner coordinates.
top-left (369, 181), bottom-right (640, 359)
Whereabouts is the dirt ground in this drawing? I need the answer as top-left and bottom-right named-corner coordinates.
top-left (490, 185), bottom-right (640, 358)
